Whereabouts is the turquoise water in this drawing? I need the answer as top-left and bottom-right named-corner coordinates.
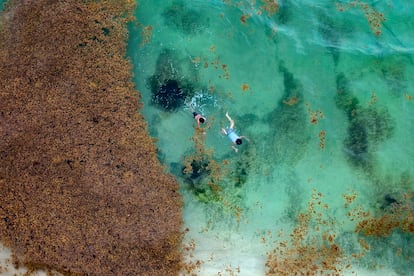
top-left (128, 1), bottom-right (414, 275)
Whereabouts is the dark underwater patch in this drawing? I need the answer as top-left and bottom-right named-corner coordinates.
top-left (335, 73), bottom-right (360, 118)
top-left (317, 10), bottom-right (354, 67)
top-left (317, 10), bottom-right (341, 66)
top-left (151, 79), bottom-right (185, 111)
top-left (147, 49), bottom-right (195, 112)
top-left (335, 73), bottom-right (394, 170)
top-left (379, 56), bottom-right (408, 97)
top-left (344, 118), bottom-right (370, 167)
top-left (266, 63), bottom-right (310, 165)
top-left (275, 0), bottom-right (292, 24)
top-left (162, 1), bottom-right (209, 35)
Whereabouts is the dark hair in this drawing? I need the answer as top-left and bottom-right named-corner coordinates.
top-left (199, 117), bottom-right (205, 123)
top-left (236, 138), bottom-right (242, 145)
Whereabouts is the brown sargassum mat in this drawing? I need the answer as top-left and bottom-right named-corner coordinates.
top-left (0, 1), bottom-right (183, 274)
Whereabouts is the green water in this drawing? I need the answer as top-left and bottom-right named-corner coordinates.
top-left (128, 1), bottom-right (414, 275)
top-left (0, 0), bottom-right (6, 11)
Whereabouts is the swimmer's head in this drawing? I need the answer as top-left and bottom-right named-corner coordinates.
top-left (199, 117), bottom-right (205, 124)
top-left (236, 138), bottom-right (242, 145)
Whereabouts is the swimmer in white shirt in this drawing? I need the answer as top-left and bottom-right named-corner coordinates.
top-left (221, 112), bottom-right (249, 153)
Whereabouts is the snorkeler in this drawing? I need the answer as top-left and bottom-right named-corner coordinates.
top-left (221, 112), bottom-right (248, 153)
top-left (192, 112), bottom-right (206, 128)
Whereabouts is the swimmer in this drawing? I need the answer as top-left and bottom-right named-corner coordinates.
top-left (221, 112), bottom-right (248, 153)
top-left (193, 112), bottom-right (206, 128)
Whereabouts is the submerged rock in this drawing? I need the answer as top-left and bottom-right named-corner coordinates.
top-left (186, 158), bottom-right (211, 181)
top-left (152, 79), bottom-right (185, 111)
top-left (383, 194), bottom-right (399, 208)
top-left (148, 49), bottom-right (195, 111)
top-left (180, 156), bottom-right (221, 203)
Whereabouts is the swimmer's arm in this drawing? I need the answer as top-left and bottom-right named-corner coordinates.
top-left (231, 144), bottom-right (238, 153)
top-left (226, 112), bottom-right (235, 129)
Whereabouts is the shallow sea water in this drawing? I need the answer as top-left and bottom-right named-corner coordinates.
top-left (128, 0), bottom-right (414, 275)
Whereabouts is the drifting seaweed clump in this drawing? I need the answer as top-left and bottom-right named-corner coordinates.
top-left (0, 1), bottom-right (183, 275)
top-left (260, 0), bottom-right (279, 16)
top-left (344, 186), bottom-right (414, 273)
top-left (356, 193), bottom-right (414, 237)
top-left (336, 0), bottom-right (386, 36)
top-left (266, 190), bottom-right (348, 275)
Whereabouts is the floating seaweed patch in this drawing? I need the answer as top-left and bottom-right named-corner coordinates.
top-left (260, 0), bottom-right (279, 16)
top-left (241, 83), bottom-right (250, 92)
top-left (343, 188), bottom-right (414, 272)
top-left (140, 25), bottom-right (152, 46)
top-left (359, 2), bottom-right (386, 36)
top-left (220, 63), bottom-right (230, 80)
top-left (0, 1), bottom-right (183, 275)
top-left (266, 190), bottom-right (349, 275)
top-left (205, 54), bottom-right (231, 80)
top-left (240, 13), bottom-right (251, 24)
top-left (343, 191), bottom-right (358, 209)
top-left (336, 0), bottom-right (386, 36)
top-left (181, 237), bottom-right (204, 275)
top-left (355, 192), bottom-right (414, 237)
top-left (318, 130), bottom-right (326, 150)
top-left (305, 102), bottom-right (324, 124)
top-left (282, 95), bottom-right (298, 106)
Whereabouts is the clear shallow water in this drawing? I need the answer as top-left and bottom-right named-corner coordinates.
top-left (128, 1), bottom-right (414, 275)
